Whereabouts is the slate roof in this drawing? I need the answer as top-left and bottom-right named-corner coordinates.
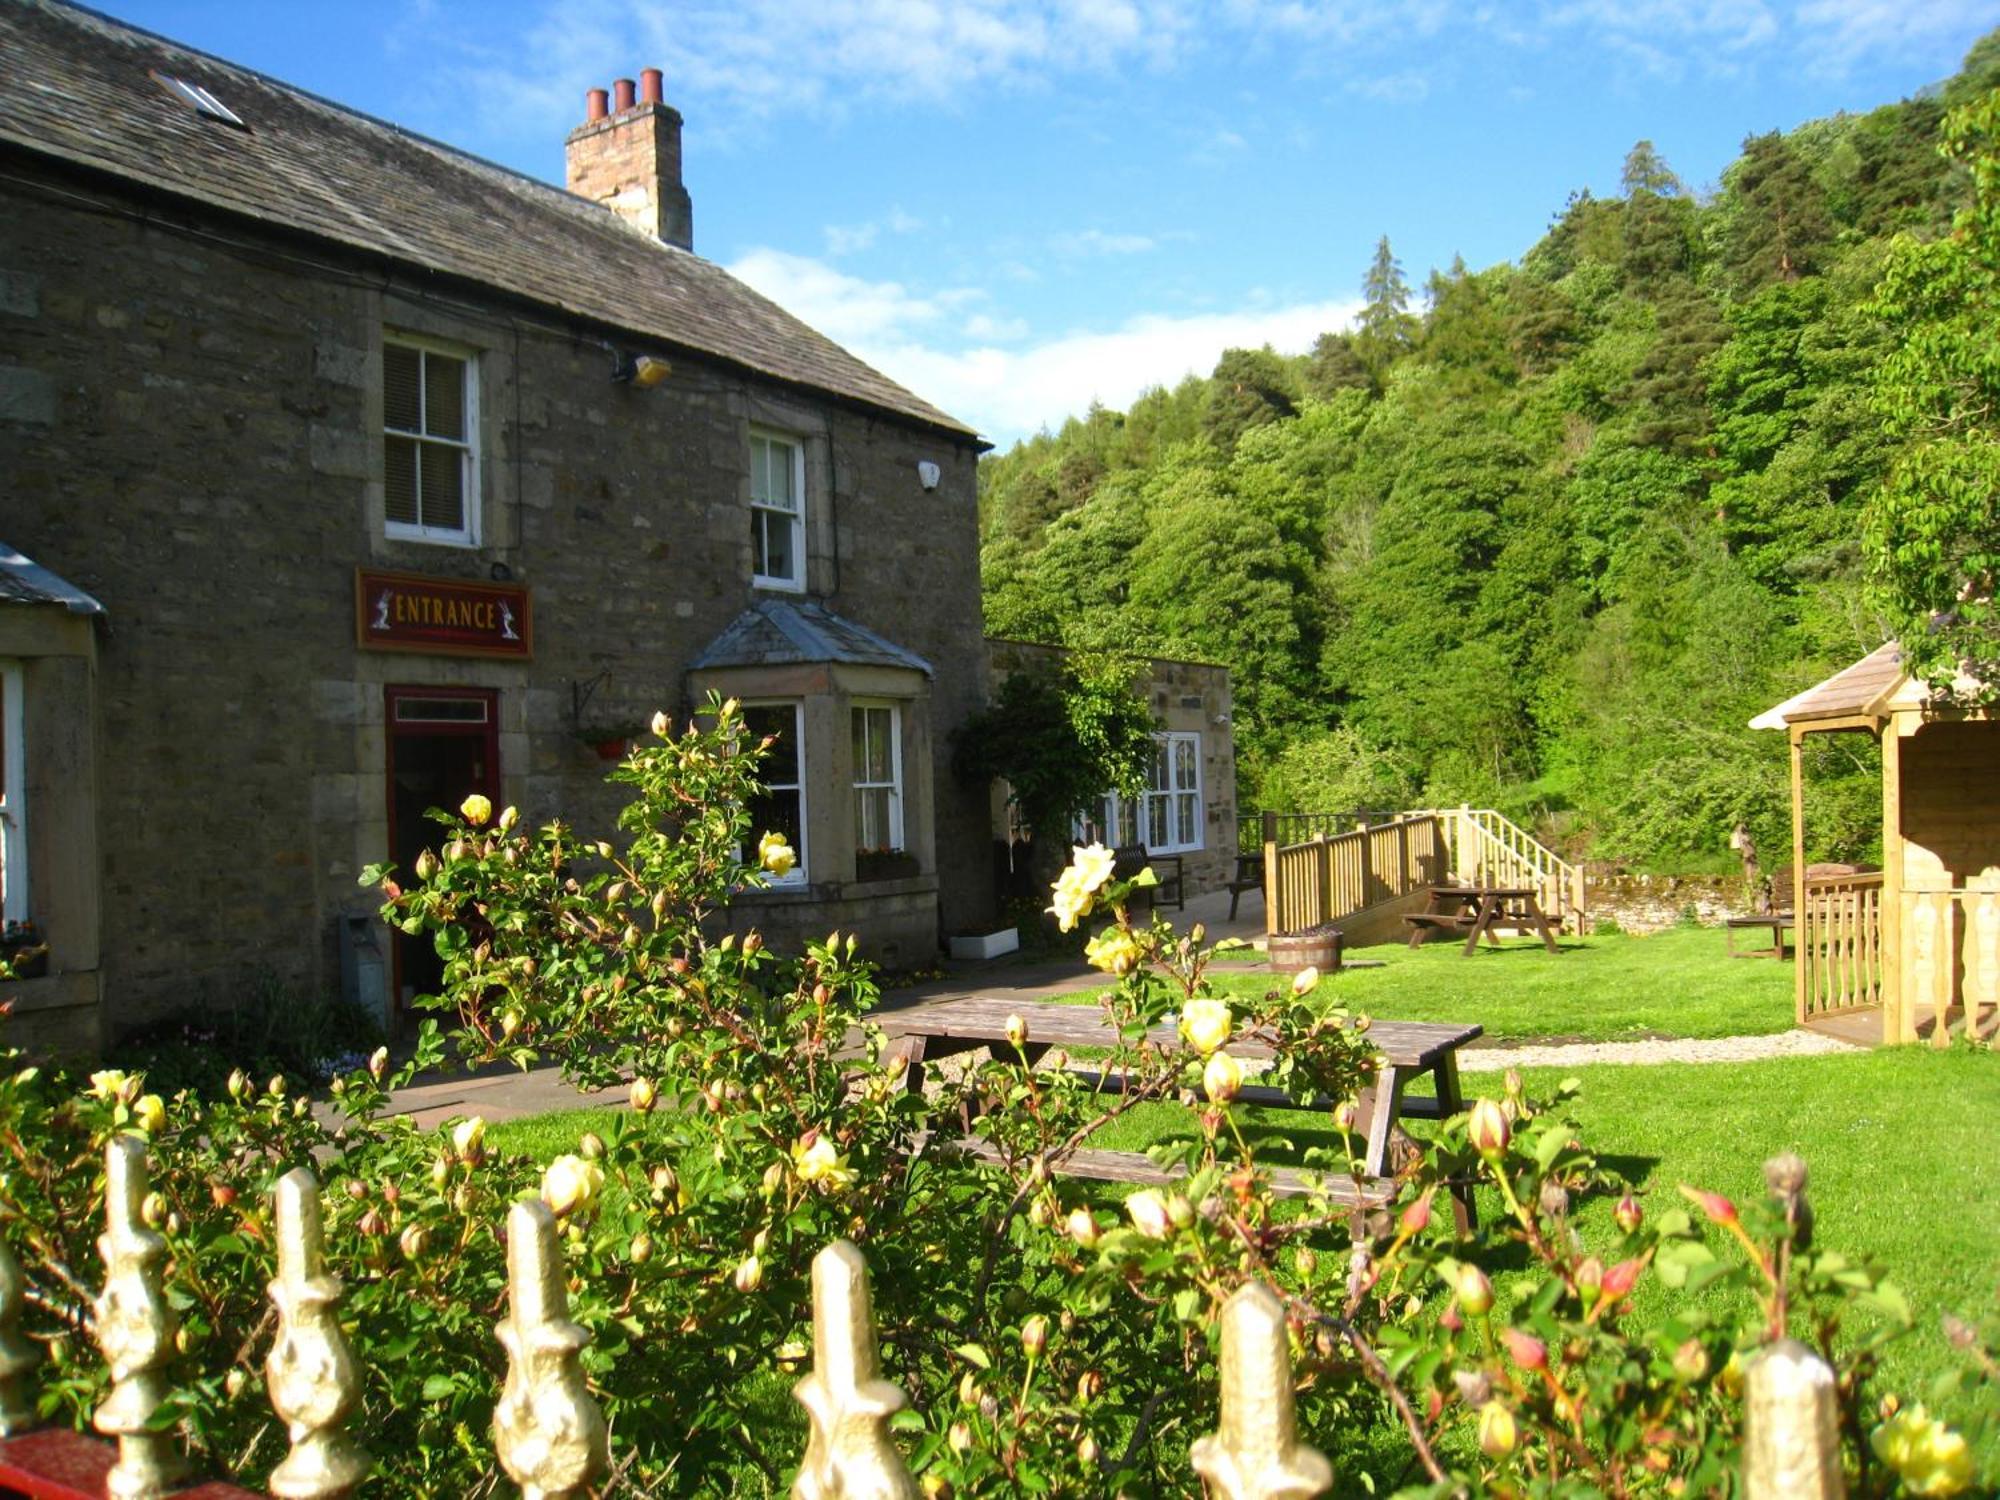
top-left (1749, 641), bottom-right (1903, 729)
top-left (0, 0), bottom-right (977, 440)
top-left (0, 543), bottom-right (107, 614)
top-left (691, 600), bottom-right (933, 676)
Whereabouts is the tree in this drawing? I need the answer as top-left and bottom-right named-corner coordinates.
top-left (1723, 131), bottom-right (1834, 293)
top-left (1202, 345), bottom-right (1299, 451)
top-left (1356, 235), bottom-right (1417, 383)
top-left (1621, 139), bottom-right (1684, 198)
top-left (1865, 86), bottom-right (2000, 696)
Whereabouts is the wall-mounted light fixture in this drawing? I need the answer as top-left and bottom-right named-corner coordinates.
top-left (612, 352), bottom-right (672, 388)
top-left (916, 460), bottom-right (941, 491)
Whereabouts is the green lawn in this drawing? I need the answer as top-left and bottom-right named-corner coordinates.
top-left (1199, 925), bottom-right (1795, 1043)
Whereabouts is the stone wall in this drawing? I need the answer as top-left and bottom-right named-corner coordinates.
top-left (0, 166), bottom-right (990, 1047)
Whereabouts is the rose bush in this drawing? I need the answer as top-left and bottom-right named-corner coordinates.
top-left (0, 701), bottom-right (1989, 1494)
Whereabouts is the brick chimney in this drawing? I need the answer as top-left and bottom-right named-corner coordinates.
top-left (565, 67), bottom-right (693, 251)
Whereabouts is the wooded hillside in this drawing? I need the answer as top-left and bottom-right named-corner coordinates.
top-left (978, 35), bottom-right (2000, 871)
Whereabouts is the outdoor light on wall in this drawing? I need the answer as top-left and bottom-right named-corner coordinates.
top-left (612, 352), bottom-right (673, 388)
top-left (916, 460), bottom-right (941, 491)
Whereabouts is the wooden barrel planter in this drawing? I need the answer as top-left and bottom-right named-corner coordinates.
top-left (1269, 924), bottom-right (1342, 975)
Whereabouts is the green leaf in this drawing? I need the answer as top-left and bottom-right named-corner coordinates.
top-left (421, 1374), bottom-right (459, 1402)
top-left (954, 1343), bottom-right (990, 1370)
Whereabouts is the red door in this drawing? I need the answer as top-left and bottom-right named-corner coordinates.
top-left (385, 685), bottom-right (499, 1022)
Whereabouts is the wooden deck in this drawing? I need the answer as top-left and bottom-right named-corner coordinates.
top-left (1800, 1004), bottom-right (1946, 1048)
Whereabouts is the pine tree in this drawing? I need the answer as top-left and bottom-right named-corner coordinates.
top-left (1356, 235), bottom-right (1416, 386)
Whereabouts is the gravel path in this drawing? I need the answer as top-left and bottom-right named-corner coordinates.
top-left (1454, 1028), bottom-right (1861, 1072)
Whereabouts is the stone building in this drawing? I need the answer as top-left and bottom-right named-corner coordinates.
top-left (984, 640), bottom-right (1239, 902)
top-left (0, 1), bottom-right (994, 1054)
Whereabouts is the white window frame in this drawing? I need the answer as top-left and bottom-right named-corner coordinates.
top-left (851, 701), bottom-right (904, 853)
top-left (1081, 732), bottom-right (1203, 856)
top-left (383, 331), bottom-right (480, 547)
top-left (0, 661), bottom-right (24, 926)
top-left (742, 700), bottom-right (807, 886)
top-left (749, 428), bottom-right (806, 592)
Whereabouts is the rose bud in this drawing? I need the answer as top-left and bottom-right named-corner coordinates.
top-left (1467, 1098), bottom-right (1511, 1156)
top-left (1477, 1400), bottom-right (1518, 1459)
top-left (1399, 1192), bottom-right (1433, 1237)
top-left (630, 1233), bottom-right (654, 1264)
top-left (650, 710), bottom-right (671, 738)
top-left (165, 1212), bottom-right (185, 1237)
top-left (1500, 1327), bottom-right (1547, 1371)
top-left (1538, 1179), bottom-right (1570, 1219)
top-left (948, 1421), bottom-right (973, 1455)
top-left (1077, 1433), bottom-right (1100, 1468)
top-left (500, 1010), bottom-right (523, 1041)
top-left (430, 1155), bottom-right (451, 1187)
top-left (210, 1183), bottom-right (238, 1210)
top-left (367, 1046), bottom-right (390, 1082)
top-left (497, 804), bottom-right (518, 833)
top-left (1614, 1194), bottom-right (1643, 1234)
top-left (224, 1369), bottom-right (248, 1400)
top-left (921, 1474), bottom-right (953, 1500)
top-left (959, 1372), bottom-right (981, 1406)
top-left (1332, 1100), bottom-right (1359, 1131)
top-left (1125, 1188), bottom-right (1173, 1240)
top-left (1601, 1257), bottom-right (1644, 1301)
top-left (1028, 1197), bottom-right (1052, 1229)
top-left (733, 1254), bottom-right (764, 1293)
top-left (628, 1077), bottom-right (658, 1114)
top-left (1067, 1207), bottom-right (1101, 1249)
top-left (579, 1132), bottom-right (607, 1161)
top-left (381, 1182), bottom-right (401, 1206)
top-left (1574, 1256), bottom-right (1604, 1304)
top-left (1290, 964), bottom-right (1321, 996)
top-left (399, 1224), bottom-right (429, 1260)
top-left (1296, 1247), bottom-right (1317, 1278)
top-left (1166, 1193), bottom-right (1196, 1230)
top-left (451, 1116), bottom-right (486, 1161)
top-left (1452, 1263), bottom-right (1494, 1317)
top-left (1203, 1050), bottom-right (1244, 1104)
top-left (1440, 1303), bottom-right (1463, 1333)
top-left (413, 848), bottom-right (438, 882)
top-left (227, 1069), bottom-right (249, 1100)
top-left (1021, 1315), bottom-right (1049, 1358)
top-left (1452, 1368), bottom-right (1493, 1407)
top-left (138, 1191), bottom-right (166, 1228)
top-left (357, 1208), bottom-right (387, 1237)
top-left (1503, 1068), bottom-right (1523, 1097)
top-left (267, 1074), bottom-right (287, 1099)
top-left (1004, 1013), bottom-right (1029, 1050)
top-left (1672, 1338), bottom-right (1710, 1383)
top-left (1077, 1370), bottom-right (1104, 1403)
top-left (1678, 1185), bottom-right (1738, 1225)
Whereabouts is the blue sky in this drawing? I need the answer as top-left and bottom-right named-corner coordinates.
top-left (98, 1), bottom-right (2000, 446)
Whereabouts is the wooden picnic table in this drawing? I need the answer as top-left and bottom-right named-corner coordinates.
top-left (876, 996), bottom-right (1481, 1226)
top-left (1404, 883), bottom-right (1560, 957)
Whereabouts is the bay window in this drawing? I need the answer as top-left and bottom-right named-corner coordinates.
top-left (852, 703), bottom-right (903, 852)
top-left (742, 702), bottom-right (806, 884)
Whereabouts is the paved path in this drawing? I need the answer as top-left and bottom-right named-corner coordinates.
top-left (367, 884), bottom-right (1864, 1128)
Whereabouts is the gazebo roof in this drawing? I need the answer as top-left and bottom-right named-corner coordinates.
top-left (1749, 639), bottom-right (1992, 730)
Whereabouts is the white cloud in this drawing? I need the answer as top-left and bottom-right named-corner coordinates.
top-left (728, 246), bottom-right (1359, 443)
top-left (1794, 0), bottom-right (1998, 76)
top-left (824, 221), bottom-right (880, 255)
top-left (1049, 228), bottom-right (1159, 256)
top-left (1347, 70), bottom-right (1431, 102)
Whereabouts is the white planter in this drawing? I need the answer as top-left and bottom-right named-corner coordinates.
top-left (949, 927), bottom-right (1019, 961)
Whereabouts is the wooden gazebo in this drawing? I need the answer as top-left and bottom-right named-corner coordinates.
top-left (1752, 642), bottom-right (2000, 1046)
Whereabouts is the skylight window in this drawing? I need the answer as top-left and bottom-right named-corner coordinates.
top-left (150, 71), bottom-right (246, 129)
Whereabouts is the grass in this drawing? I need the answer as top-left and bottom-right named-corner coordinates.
top-left (1196, 925), bottom-right (1796, 1044)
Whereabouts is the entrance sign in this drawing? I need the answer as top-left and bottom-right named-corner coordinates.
top-left (356, 569), bottom-right (532, 659)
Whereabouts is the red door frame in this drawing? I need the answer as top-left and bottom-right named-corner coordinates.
top-left (383, 684), bottom-right (501, 1017)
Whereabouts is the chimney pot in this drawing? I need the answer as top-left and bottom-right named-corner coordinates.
top-left (585, 87), bottom-right (609, 122)
top-left (640, 67), bottom-right (663, 104)
top-left (613, 77), bottom-right (636, 112)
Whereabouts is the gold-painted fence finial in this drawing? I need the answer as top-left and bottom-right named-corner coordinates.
top-left (792, 1239), bottom-right (918, 1500)
top-left (1742, 1338), bottom-right (1845, 1500)
top-left (0, 1232), bottom-right (37, 1435)
top-left (92, 1135), bottom-right (187, 1500)
top-left (494, 1197), bottom-right (608, 1500)
top-left (1190, 1282), bottom-right (1333, 1500)
top-left (266, 1168), bottom-right (369, 1498)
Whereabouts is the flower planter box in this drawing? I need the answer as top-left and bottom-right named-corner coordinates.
top-left (855, 850), bottom-right (921, 883)
top-left (1, 924), bottom-right (48, 980)
top-left (949, 928), bottom-right (1019, 961)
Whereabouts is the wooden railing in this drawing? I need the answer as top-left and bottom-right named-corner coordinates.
top-left (1898, 885), bottom-right (2000, 1047)
top-left (0, 1139), bottom-right (1845, 1500)
top-left (1264, 815), bottom-right (1448, 936)
top-left (1798, 871), bottom-right (1885, 1021)
top-left (1249, 810), bottom-right (1400, 855)
top-left (1412, 807), bottom-right (1586, 933)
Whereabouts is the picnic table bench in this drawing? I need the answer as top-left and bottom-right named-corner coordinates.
top-left (1404, 884), bottom-right (1559, 957)
top-left (876, 996), bottom-right (1481, 1226)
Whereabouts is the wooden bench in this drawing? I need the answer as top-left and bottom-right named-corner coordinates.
top-left (1725, 913), bottom-right (1793, 958)
top-left (1227, 851), bottom-right (1264, 920)
top-left (1113, 845), bottom-right (1184, 911)
top-left (931, 1135), bottom-right (1395, 1208)
top-left (1402, 911), bottom-right (1476, 937)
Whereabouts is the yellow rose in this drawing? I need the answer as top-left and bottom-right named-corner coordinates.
top-left (451, 1115), bottom-right (487, 1160)
top-left (758, 832), bottom-right (797, 878)
top-left (131, 1094), bottom-right (166, 1134)
top-left (1202, 1051), bottom-right (1244, 1103)
top-left (790, 1135), bottom-right (858, 1191)
top-left (1068, 842), bottom-right (1117, 896)
top-left (1290, 964), bottom-right (1321, 996)
top-left (1125, 1187), bottom-right (1173, 1240)
top-left (1084, 925), bottom-right (1145, 977)
top-left (541, 1153), bottom-right (605, 1217)
top-left (1179, 998), bottom-right (1233, 1056)
top-left (650, 710), bottom-right (672, 738)
top-left (628, 1077), bottom-right (658, 1113)
top-left (1873, 1406), bottom-right (1974, 1497)
top-left (1477, 1400), bottom-right (1518, 1459)
top-left (459, 793), bottom-right (493, 825)
top-left (88, 1069), bottom-right (136, 1103)
top-left (1046, 866), bottom-right (1094, 933)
